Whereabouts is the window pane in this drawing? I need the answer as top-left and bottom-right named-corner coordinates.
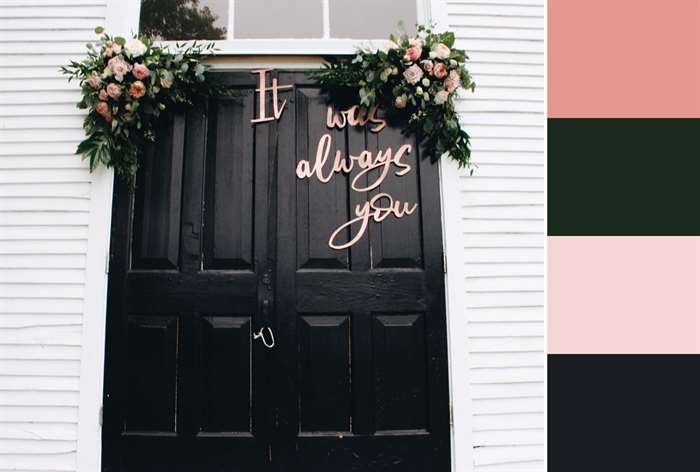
top-left (139, 0), bottom-right (228, 40)
top-left (234, 0), bottom-right (323, 38)
top-left (329, 0), bottom-right (416, 38)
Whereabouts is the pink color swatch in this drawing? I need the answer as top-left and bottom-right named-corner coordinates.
top-left (549, 237), bottom-right (700, 353)
top-left (549, 0), bottom-right (700, 117)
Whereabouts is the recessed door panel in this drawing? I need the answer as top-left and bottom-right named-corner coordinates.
top-left (204, 93), bottom-right (256, 270)
top-left (124, 315), bottom-right (178, 433)
top-left (298, 315), bottom-right (351, 432)
top-left (199, 316), bottom-right (252, 434)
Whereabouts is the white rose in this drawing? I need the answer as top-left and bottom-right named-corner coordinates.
top-left (384, 40), bottom-right (399, 52)
top-left (431, 43), bottom-right (451, 60)
top-left (394, 95), bottom-right (407, 109)
top-left (124, 38), bottom-right (147, 57)
top-left (415, 86), bottom-right (423, 95)
top-left (421, 78), bottom-right (430, 87)
top-left (160, 70), bottom-right (174, 88)
top-left (434, 90), bottom-right (449, 105)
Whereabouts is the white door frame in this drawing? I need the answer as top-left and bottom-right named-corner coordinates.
top-left (78, 1), bottom-right (473, 471)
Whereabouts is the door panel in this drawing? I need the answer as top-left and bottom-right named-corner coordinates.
top-left (124, 315), bottom-right (178, 433)
top-left (199, 316), bottom-right (252, 433)
top-left (103, 71), bottom-right (450, 472)
top-left (298, 315), bottom-right (352, 432)
top-left (103, 73), bottom-right (271, 472)
top-left (204, 93), bottom-right (256, 270)
top-left (274, 72), bottom-right (450, 472)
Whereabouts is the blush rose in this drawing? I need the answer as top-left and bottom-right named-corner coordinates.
top-left (403, 64), bottom-right (424, 85)
top-left (95, 101), bottom-right (112, 122)
top-left (129, 80), bottom-right (146, 98)
top-left (433, 62), bottom-right (447, 79)
top-left (430, 43), bottom-right (451, 60)
top-left (132, 63), bottom-right (150, 80)
top-left (106, 83), bottom-right (122, 99)
top-left (404, 46), bottom-right (422, 62)
top-left (107, 56), bottom-right (131, 82)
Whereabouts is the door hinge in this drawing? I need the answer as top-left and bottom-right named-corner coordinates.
top-left (99, 405), bottom-right (103, 426)
top-left (449, 403), bottom-right (454, 426)
top-left (442, 252), bottom-right (447, 274)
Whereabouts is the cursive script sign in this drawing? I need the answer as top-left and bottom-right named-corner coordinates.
top-left (250, 69), bottom-right (293, 123)
top-left (296, 104), bottom-right (419, 250)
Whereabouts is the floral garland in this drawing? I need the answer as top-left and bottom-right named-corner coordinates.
top-left (308, 24), bottom-right (475, 170)
top-left (64, 25), bottom-right (474, 189)
top-left (61, 27), bottom-right (229, 188)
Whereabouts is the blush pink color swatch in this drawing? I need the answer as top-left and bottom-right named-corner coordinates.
top-left (549, 237), bottom-right (700, 353)
top-left (549, 0), bottom-right (700, 117)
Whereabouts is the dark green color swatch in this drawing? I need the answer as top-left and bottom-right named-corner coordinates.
top-left (548, 119), bottom-right (700, 235)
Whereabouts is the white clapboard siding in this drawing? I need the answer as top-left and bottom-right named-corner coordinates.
top-left (447, 0), bottom-right (545, 470)
top-left (0, 1), bottom-right (107, 470)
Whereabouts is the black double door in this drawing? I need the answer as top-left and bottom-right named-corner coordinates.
top-left (102, 71), bottom-right (450, 472)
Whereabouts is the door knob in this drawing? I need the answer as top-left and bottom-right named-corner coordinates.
top-left (253, 327), bottom-right (275, 348)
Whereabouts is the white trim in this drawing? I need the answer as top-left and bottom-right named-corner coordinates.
top-left (77, 4), bottom-right (140, 472)
top-left (426, 1), bottom-right (475, 471)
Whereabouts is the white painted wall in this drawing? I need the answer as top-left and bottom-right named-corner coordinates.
top-left (444, 0), bottom-right (546, 470)
top-left (0, 0), bottom-right (544, 471)
top-left (0, 1), bottom-right (108, 470)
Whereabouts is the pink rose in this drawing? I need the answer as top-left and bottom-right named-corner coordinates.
top-left (104, 41), bottom-right (122, 57)
top-left (444, 70), bottom-right (461, 92)
top-left (433, 62), bottom-right (448, 79)
top-left (98, 89), bottom-right (108, 101)
top-left (106, 83), bottom-right (122, 99)
top-left (404, 46), bottom-right (422, 62)
top-left (430, 43), bottom-right (451, 60)
top-left (403, 64), bottom-right (424, 85)
top-left (107, 56), bottom-right (132, 82)
top-left (132, 63), bottom-right (150, 80)
top-left (86, 73), bottom-right (102, 89)
top-left (422, 60), bottom-right (434, 73)
top-left (95, 101), bottom-right (112, 122)
top-left (129, 80), bottom-right (146, 98)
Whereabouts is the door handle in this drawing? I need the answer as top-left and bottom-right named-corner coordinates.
top-left (253, 327), bottom-right (275, 348)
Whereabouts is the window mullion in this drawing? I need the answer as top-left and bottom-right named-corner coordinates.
top-left (228, 0), bottom-right (235, 40)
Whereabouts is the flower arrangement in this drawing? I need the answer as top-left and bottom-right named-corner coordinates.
top-left (308, 24), bottom-right (475, 170)
top-left (61, 27), bottom-right (229, 187)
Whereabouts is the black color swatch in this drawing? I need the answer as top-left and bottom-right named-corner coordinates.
top-left (548, 355), bottom-right (700, 472)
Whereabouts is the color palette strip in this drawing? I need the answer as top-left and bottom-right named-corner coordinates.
top-left (548, 0), bottom-right (700, 468)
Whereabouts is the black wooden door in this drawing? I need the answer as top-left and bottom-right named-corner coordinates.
top-left (103, 71), bottom-right (450, 472)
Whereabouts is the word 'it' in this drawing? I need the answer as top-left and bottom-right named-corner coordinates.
top-left (250, 68), bottom-right (293, 124)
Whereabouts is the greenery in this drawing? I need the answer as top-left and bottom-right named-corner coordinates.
top-left (139, 0), bottom-right (226, 40)
top-left (61, 27), bottom-right (231, 188)
top-left (308, 24), bottom-right (476, 170)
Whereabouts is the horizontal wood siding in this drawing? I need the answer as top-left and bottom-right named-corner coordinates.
top-left (446, 0), bottom-right (545, 470)
top-left (0, 1), bottom-right (106, 470)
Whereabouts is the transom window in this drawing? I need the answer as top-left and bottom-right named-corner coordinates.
top-left (139, 0), bottom-right (417, 41)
